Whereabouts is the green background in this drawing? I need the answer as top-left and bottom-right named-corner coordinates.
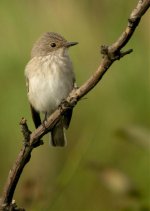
top-left (0, 0), bottom-right (149, 210)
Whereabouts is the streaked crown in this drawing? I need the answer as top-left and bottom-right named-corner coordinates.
top-left (31, 32), bottom-right (78, 58)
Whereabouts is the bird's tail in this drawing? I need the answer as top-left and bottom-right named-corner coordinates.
top-left (50, 119), bottom-right (67, 147)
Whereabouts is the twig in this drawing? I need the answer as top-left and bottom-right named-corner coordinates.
top-left (0, 0), bottom-right (149, 210)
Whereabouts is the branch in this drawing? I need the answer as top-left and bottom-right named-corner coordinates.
top-left (0, 0), bottom-right (149, 210)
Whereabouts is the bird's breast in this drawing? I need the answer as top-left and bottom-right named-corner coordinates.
top-left (25, 54), bottom-right (75, 114)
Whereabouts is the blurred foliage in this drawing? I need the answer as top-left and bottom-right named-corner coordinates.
top-left (0, 0), bottom-right (149, 211)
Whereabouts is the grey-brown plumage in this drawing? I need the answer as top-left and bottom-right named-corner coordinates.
top-left (25, 32), bottom-right (78, 146)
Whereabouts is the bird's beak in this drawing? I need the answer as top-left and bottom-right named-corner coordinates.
top-left (65, 41), bottom-right (78, 48)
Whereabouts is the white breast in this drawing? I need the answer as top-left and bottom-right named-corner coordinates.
top-left (25, 50), bottom-right (75, 114)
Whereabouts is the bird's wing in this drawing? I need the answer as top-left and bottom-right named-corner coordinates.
top-left (63, 81), bottom-right (77, 129)
top-left (30, 104), bottom-right (41, 128)
top-left (63, 108), bottom-right (73, 129)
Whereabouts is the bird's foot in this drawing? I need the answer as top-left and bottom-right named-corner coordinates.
top-left (42, 112), bottom-right (48, 129)
top-left (58, 99), bottom-right (72, 113)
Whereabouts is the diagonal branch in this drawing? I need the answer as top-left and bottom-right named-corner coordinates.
top-left (0, 0), bottom-right (149, 210)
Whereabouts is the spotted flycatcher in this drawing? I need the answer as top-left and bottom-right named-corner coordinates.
top-left (25, 32), bottom-right (78, 146)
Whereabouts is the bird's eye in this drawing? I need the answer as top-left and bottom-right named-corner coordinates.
top-left (50, 42), bottom-right (56, 47)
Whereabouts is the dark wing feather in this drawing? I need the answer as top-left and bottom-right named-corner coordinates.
top-left (30, 104), bottom-right (41, 128)
top-left (63, 109), bottom-right (73, 129)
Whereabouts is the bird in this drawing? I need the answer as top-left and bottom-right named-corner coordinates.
top-left (25, 32), bottom-right (78, 146)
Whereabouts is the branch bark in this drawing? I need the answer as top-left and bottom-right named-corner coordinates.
top-left (0, 0), bottom-right (149, 210)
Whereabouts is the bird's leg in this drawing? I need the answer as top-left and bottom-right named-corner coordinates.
top-left (42, 112), bottom-right (48, 129)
